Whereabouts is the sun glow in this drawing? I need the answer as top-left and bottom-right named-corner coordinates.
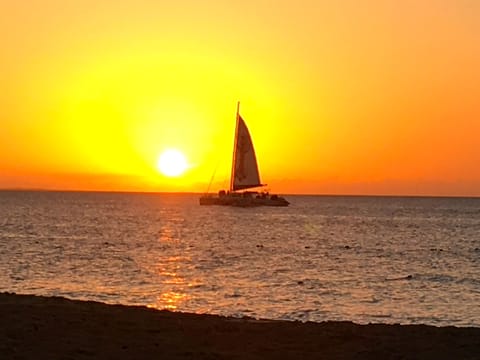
top-left (157, 149), bottom-right (188, 177)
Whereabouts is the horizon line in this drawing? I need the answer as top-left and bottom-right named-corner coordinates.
top-left (1, 187), bottom-right (479, 199)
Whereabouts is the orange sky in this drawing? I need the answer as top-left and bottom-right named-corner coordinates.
top-left (1, 0), bottom-right (479, 196)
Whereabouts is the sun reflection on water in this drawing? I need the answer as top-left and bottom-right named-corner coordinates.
top-left (149, 217), bottom-right (194, 310)
top-left (155, 291), bottom-right (188, 310)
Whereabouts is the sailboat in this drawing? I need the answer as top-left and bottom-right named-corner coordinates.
top-left (199, 103), bottom-right (289, 207)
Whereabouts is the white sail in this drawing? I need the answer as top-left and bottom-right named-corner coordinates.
top-left (231, 114), bottom-right (263, 191)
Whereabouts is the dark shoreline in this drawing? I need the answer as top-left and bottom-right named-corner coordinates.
top-left (1, 293), bottom-right (479, 359)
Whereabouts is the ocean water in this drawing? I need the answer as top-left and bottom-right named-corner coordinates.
top-left (1, 191), bottom-right (479, 327)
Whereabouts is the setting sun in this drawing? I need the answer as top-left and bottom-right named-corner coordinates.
top-left (157, 149), bottom-right (188, 177)
top-left (1, 1), bottom-right (480, 196)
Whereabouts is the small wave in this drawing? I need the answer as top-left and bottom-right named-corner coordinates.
top-left (385, 275), bottom-right (413, 281)
top-left (455, 277), bottom-right (480, 286)
top-left (280, 309), bottom-right (321, 322)
top-left (366, 313), bottom-right (392, 319)
top-left (424, 274), bottom-right (456, 283)
top-left (224, 292), bottom-right (242, 298)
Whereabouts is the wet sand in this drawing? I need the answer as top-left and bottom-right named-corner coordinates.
top-left (1, 292), bottom-right (479, 359)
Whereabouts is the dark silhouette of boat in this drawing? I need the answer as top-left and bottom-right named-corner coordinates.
top-left (199, 103), bottom-right (289, 207)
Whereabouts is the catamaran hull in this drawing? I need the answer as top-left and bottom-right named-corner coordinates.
top-left (199, 195), bottom-right (289, 207)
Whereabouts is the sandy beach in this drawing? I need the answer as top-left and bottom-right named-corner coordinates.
top-left (1, 293), bottom-right (479, 359)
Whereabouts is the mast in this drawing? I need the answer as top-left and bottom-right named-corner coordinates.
top-left (229, 101), bottom-right (240, 192)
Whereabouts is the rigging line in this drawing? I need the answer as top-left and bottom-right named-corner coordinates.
top-left (205, 157), bottom-right (221, 194)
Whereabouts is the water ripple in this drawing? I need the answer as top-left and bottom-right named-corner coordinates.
top-left (1, 191), bottom-right (480, 326)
